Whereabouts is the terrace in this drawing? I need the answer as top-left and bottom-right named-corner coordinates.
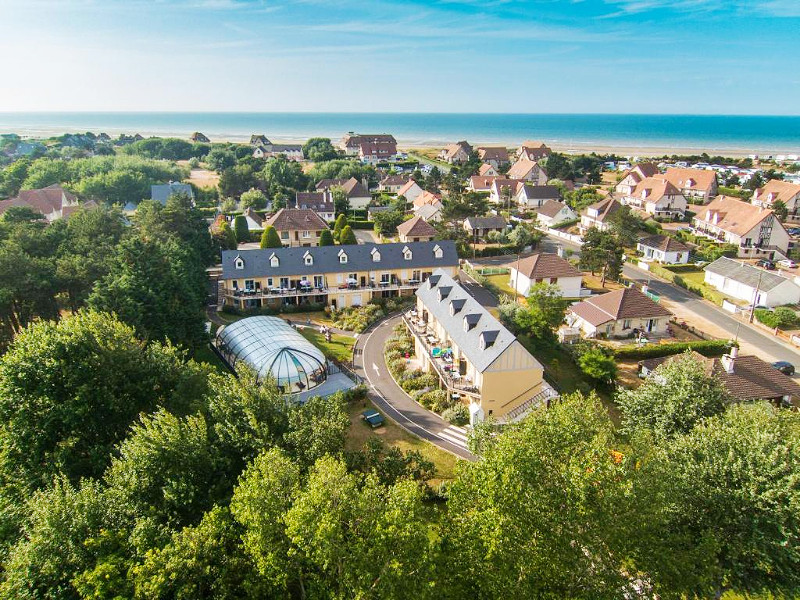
top-left (224, 277), bottom-right (424, 303)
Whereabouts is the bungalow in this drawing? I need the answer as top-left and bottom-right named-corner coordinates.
top-left (396, 180), bottom-right (424, 205)
top-left (692, 195), bottom-right (790, 258)
top-left (265, 208), bottom-right (330, 247)
top-left (415, 202), bottom-right (443, 223)
top-left (506, 158), bottom-right (548, 184)
top-left (469, 175), bottom-right (497, 193)
top-left (478, 163), bottom-right (499, 177)
top-left (614, 163), bottom-right (659, 195)
top-left (341, 133), bottom-right (397, 163)
top-left (515, 184), bottom-right (561, 209)
top-left (0, 184), bottom-right (86, 222)
top-left (438, 141), bottom-right (472, 164)
top-left (580, 197), bottom-right (623, 233)
top-left (463, 215), bottom-right (508, 240)
top-left (476, 146), bottom-right (510, 168)
top-left (378, 174), bottom-right (409, 194)
top-left (295, 191), bottom-right (335, 222)
top-left (509, 253), bottom-right (583, 298)
top-left (243, 208), bottom-right (265, 232)
top-left (536, 200), bottom-right (577, 228)
top-left (753, 179), bottom-right (800, 215)
top-left (567, 286), bottom-right (674, 339)
top-left (637, 234), bottom-right (690, 264)
top-left (517, 141), bottom-right (552, 162)
top-left (396, 215), bottom-right (437, 243)
top-left (489, 178), bottom-right (522, 206)
top-left (661, 167), bottom-right (718, 202)
top-left (190, 132), bottom-right (210, 143)
top-left (703, 256), bottom-right (800, 308)
top-left (621, 177), bottom-right (687, 219)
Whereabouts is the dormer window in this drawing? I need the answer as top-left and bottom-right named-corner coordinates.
top-left (449, 298), bottom-right (466, 316)
top-left (479, 330), bottom-right (499, 350)
top-left (234, 255), bottom-right (245, 270)
top-left (338, 249), bottom-right (348, 264)
top-left (437, 286), bottom-right (452, 302)
top-left (402, 245), bottom-right (412, 260)
top-left (371, 248), bottom-right (381, 262)
top-left (269, 253), bottom-right (279, 268)
top-left (463, 313), bottom-right (480, 332)
top-left (428, 274), bottom-right (441, 288)
top-left (433, 244), bottom-right (443, 259)
top-left (303, 251), bottom-right (313, 266)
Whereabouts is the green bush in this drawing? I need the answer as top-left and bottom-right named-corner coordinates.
top-left (388, 357), bottom-right (408, 376)
top-left (755, 307), bottom-right (798, 330)
top-left (349, 219), bottom-right (375, 230)
top-left (418, 389), bottom-right (448, 411)
top-left (614, 339), bottom-right (734, 359)
top-left (442, 404), bottom-right (469, 426)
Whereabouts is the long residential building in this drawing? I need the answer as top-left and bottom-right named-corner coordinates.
top-left (220, 240), bottom-right (459, 311)
top-left (407, 269), bottom-right (553, 423)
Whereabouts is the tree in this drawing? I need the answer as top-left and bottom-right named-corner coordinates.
top-left (332, 214), bottom-right (347, 242)
top-left (219, 163), bottom-right (258, 199)
top-left (318, 229), bottom-right (334, 246)
top-left (519, 282), bottom-right (568, 339)
top-left (259, 225), bottom-right (282, 249)
top-left (261, 156), bottom-right (309, 202)
top-left (308, 159), bottom-right (374, 186)
top-left (239, 188), bottom-right (268, 210)
top-left (773, 199), bottom-right (789, 222)
top-left (233, 214), bottom-right (249, 243)
top-left (372, 211), bottom-right (406, 237)
top-left (217, 221), bottom-right (238, 250)
top-left (607, 204), bottom-right (644, 247)
top-left (283, 394), bottom-right (350, 470)
top-left (616, 351), bottom-right (729, 439)
top-left (579, 227), bottom-right (624, 286)
top-left (302, 137), bottom-right (338, 162)
top-left (205, 147), bottom-right (236, 173)
top-left (577, 346), bottom-right (618, 383)
top-left (339, 224), bottom-right (357, 246)
top-left (330, 185), bottom-right (350, 215)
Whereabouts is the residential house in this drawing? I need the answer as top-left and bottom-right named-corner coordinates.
top-left (703, 256), bottom-right (800, 307)
top-left (463, 215), bottom-right (508, 239)
top-left (151, 182), bottom-right (194, 206)
top-left (396, 180), bottom-right (424, 205)
top-left (639, 348), bottom-right (800, 406)
top-left (220, 240), bottom-right (459, 311)
top-left (438, 141), bottom-right (472, 164)
top-left (378, 174), bottom-right (409, 194)
top-left (0, 184), bottom-right (86, 222)
top-left (478, 163), bottom-right (499, 177)
top-left (341, 133), bottom-right (397, 163)
top-left (412, 190), bottom-right (442, 211)
top-left (265, 208), bottom-right (330, 247)
top-left (253, 144), bottom-right (303, 160)
top-left (753, 179), bottom-right (800, 215)
top-left (476, 146), bottom-right (510, 168)
top-left (614, 163), bottom-right (659, 195)
top-left (579, 197), bottom-right (623, 233)
top-left (367, 206), bottom-right (394, 220)
top-left (250, 134), bottom-right (271, 146)
top-left (517, 141), bottom-right (552, 162)
top-left (661, 167), bottom-right (718, 202)
top-left (295, 191), bottom-right (335, 222)
top-left (396, 215), bottom-right (437, 242)
top-left (489, 178), bottom-right (522, 206)
top-left (415, 202), bottom-right (443, 223)
top-left (509, 253), bottom-right (583, 297)
top-left (190, 132), bottom-right (210, 143)
top-left (407, 269), bottom-right (552, 424)
top-left (536, 200), bottom-right (577, 228)
top-left (621, 177), bottom-right (687, 219)
top-left (316, 177), bottom-right (371, 209)
top-left (636, 234), bottom-right (690, 264)
top-left (515, 184), bottom-right (561, 209)
top-left (692, 195), bottom-right (790, 258)
top-left (506, 158), bottom-right (548, 184)
top-left (567, 287), bottom-right (674, 338)
top-left (243, 208), bottom-right (265, 232)
top-left (468, 175), bottom-right (497, 193)
top-left (315, 178), bottom-right (347, 191)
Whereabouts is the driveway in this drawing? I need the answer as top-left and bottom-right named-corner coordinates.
top-left (354, 315), bottom-right (475, 460)
top-left (354, 229), bottom-right (379, 245)
top-left (459, 269), bottom-right (499, 308)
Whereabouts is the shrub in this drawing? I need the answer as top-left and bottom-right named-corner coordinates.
top-left (388, 358), bottom-right (408, 376)
top-left (442, 404), bottom-right (469, 426)
top-left (755, 307), bottom-right (798, 330)
top-left (614, 339), bottom-right (734, 359)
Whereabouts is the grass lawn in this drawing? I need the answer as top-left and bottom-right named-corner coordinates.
top-left (193, 344), bottom-right (230, 374)
top-left (298, 327), bottom-right (356, 363)
top-left (283, 311), bottom-right (334, 327)
top-left (344, 398), bottom-right (459, 483)
top-left (582, 273), bottom-right (625, 293)
top-left (670, 269), bottom-right (727, 304)
top-left (486, 273), bottom-right (519, 299)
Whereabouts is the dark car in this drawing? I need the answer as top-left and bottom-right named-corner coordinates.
top-left (772, 361), bottom-right (795, 376)
top-left (757, 259), bottom-right (776, 270)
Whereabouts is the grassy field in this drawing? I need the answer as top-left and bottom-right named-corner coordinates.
top-left (298, 327), bottom-right (356, 363)
top-left (673, 269), bottom-right (727, 304)
top-left (344, 397), bottom-right (459, 483)
top-left (486, 273), bottom-right (519, 299)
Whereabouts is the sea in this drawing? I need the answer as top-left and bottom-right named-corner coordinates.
top-left (1, 112), bottom-right (799, 155)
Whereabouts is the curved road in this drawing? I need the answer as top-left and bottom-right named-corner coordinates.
top-left (354, 315), bottom-right (476, 461)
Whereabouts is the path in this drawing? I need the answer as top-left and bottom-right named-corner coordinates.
top-left (354, 315), bottom-right (476, 460)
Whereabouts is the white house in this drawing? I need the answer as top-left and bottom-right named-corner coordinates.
top-left (509, 253), bottom-right (583, 298)
top-left (415, 201), bottom-right (443, 223)
top-left (489, 179), bottom-right (522, 206)
top-left (478, 163), bottom-right (499, 177)
top-left (637, 235), bottom-right (690, 264)
top-left (515, 184), bottom-right (560, 209)
top-left (536, 200), bottom-right (577, 228)
top-left (661, 167), bottom-right (718, 202)
top-left (703, 256), bottom-right (800, 308)
top-left (579, 197), bottom-right (623, 233)
top-left (615, 163), bottom-right (659, 195)
top-left (567, 287), bottom-right (674, 339)
top-left (438, 141), bottom-right (472, 164)
top-left (753, 179), bottom-right (800, 215)
top-left (621, 177), bottom-right (687, 219)
top-left (692, 195), bottom-right (790, 258)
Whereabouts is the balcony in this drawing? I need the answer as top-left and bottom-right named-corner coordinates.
top-left (225, 279), bottom-right (423, 302)
top-left (402, 311), bottom-right (481, 399)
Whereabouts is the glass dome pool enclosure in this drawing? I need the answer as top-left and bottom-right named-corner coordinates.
top-left (215, 316), bottom-right (327, 394)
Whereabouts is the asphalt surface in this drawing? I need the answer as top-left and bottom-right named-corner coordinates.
top-left (354, 315), bottom-right (476, 461)
top-left (459, 269), bottom-right (499, 307)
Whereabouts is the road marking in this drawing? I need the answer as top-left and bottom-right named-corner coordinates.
top-left (438, 426), bottom-right (469, 448)
top-left (372, 362), bottom-right (380, 375)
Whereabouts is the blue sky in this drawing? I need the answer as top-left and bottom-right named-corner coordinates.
top-left (1, 0), bottom-right (798, 114)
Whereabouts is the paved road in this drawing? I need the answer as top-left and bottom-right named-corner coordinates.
top-left (353, 229), bottom-right (380, 245)
top-left (459, 269), bottom-right (499, 308)
top-left (354, 315), bottom-right (476, 460)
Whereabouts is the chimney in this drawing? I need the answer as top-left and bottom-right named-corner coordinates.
top-left (641, 284), bottom-right (649, 295)
top-left (721, 346), bottom-right (738, 374)
top-left (556, 245), bottom-right (565, 258)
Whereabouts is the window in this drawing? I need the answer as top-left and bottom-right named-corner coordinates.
top-left (314, 275), bottom-right (324, 288)
top-left (622, 319), bottom-right (632, 329)
top-left (303, 251), bottom-right (313, 266)
top-left (245, 279), bottom-right (255, 291)
top-left (280, 277), bottom-right (289, 289)
top-left (281, 231), bottom-right (289, 240)
top-left (267, 278), bottom-right (273, 287)
top-left (232, 281), bottom-right (238, 290)
top-left (339, 250), bottom-right (348, 264)
top-left (433, 244), bottom-right (443, 259)
top-left (269, 253), bottom-right (279, 268)
top-left (371, 248), bottom-right (381, 262)
top-left (302, 230), bottom-right (310, 238)
top-left (381, 273), bottom-right (390, 284)
top-left (402, 245), bottom-right (412, 260)
top-left (234, 256), bottom-right (244, 270)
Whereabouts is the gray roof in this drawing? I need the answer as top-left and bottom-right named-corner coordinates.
top-left (416, 269), bottom-right (533, 372)
top-left (464, 215), bottom-right (507, 230)
top-left (221, 240), bottom-right (458, 280)
top-left (416, 203), bottom-right (442, 220)
top-left (520, 184), bottom-right (561, 199)
top-left (704, 256), bottom-right (795, 292)
top-left (151, 183), bottom-right (194, 205)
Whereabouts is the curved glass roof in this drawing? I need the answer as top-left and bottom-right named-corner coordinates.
top-left (216, 316), bottom-right (327, 394)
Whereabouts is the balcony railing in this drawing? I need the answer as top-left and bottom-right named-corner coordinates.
top-left (225, 279), bottom-right (423, 301)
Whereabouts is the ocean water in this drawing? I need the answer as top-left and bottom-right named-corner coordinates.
top-left (0, 112), bottom-right (798, 154)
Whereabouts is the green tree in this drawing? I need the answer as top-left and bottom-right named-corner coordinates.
top-left (219, 163), bottom-right (258, 199)
top-left (205, 147), bottom-right (236, 173)
top-left (577, 346), bottom-right (618, 383)
top-left (307, 159), bottom-right (374, 184)
top-left (261, 156), bottom-right (309, 202)
top-left (330, 185), bottom-right (350, 215)
top-left (318, 229), bottom-right (334, 246)
top-left (513, 282), bottom-right (568, 341)
top-left (579, 227), bottom-right (624, 286)
top-left (217, 221), bottom-right (238, 251)
top-left (338, 224), bottom-right (356, 246)
top-left (259, 225), bottom-right (282, 248)
top-left (332, 214), bottom-right (347, 242)
top-left (302, 137), bottom-right (338, 162)
top-left (239, 188), bottom-right (267, 210)
top-left (233, 214), bottom-right (249, 243)
top-left (772, 199), bottom-right (789, 221)
top-left (443, 190), bottom-right (489, 219)
top-left (284, 394), bottom-right (350, 470)
top-left (616, 351), bottom-right (729, 439)
top-left (607, 204), bottom-right (644, 247)
top-left (372, 211), bottom-right (406, 237)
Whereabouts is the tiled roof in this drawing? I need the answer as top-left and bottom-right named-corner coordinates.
top-left (631, 177), bottom-right (682, 203)
top-left (464, 215), bottom-right (507, 230)
top-left (295, 192), bottom-right (334, 213)
top-left (582, 197), bottom-right (623, 223)
top-left (416, 203), bottom-right (442, 220)
top-left (537, 199), bottom-right (570, 218)
top-left (396, 215), bottom-right (437, 237)
top-left (265, 208), bottom-right (329, 231)
top-left (507, 158), bottom-right (546, 180)
top-left (397, 180), bottom-right (422, 196)
top-left (315, 178), bottom-right (347, 190)
top-left (0, 184), bottom-right (76, 216)
top-left (519, 184), bottom-right (560, 200)
top-left (637, 234), bottom-right (690, 253)
top-left (662, 167), bottom-right (717, 192)
top-left (413, 190), bottom-right (441, 208)
top-left (478, 164), bottom-right (497, 176)
top-left (570, 287), bottom-right (673, 327)
top-left (704, 256), bottom-right (794, 292)
top-left (477, 146), bottom-right (509, 162)
top-left (380, 175), bottom-right (408, 186)
top-left (469, 176), bottom-right (497, 190)
top-left (341, 177), bottom-right (370, 198)
top-left (694, 195), bottom-right (776, 236)
top-left (755, 179), bottom-right (800, 205)
top-left (513, 253), bottom-right (582, 279)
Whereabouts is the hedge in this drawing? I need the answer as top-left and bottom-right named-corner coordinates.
top-left (755, 307), bottom-right (798, 330)
top-left (349, 219), bottom-right (375, 230)
top-left (614, 339), bottom-right (735, 360)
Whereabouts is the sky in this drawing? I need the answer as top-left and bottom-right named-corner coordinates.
top-left (0, 0), bottom-right (798, 115)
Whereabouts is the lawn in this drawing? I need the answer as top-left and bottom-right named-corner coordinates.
top-left (344, 397), bottom-right (459, 483)
top-left (670, 269), bottom-right (727, 304)
top-left (582, 272), bottom-right (625, 293)
top-left (486, 273), bottom-right (519, 299)
top-left (298, 327), bottom-right (356, 364)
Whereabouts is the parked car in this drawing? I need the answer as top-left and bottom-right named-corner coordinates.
top-left (787, 228), bottom-right (800, 236)
top-left (778, 259), bottom-right (798, 269)
top-left (757, 259), bottom-right (776, 270)
top-left (772, 361), bottom-right (795, 376)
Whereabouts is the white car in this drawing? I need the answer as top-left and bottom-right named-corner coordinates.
top-left (778, 259), bottom-right (797, 269)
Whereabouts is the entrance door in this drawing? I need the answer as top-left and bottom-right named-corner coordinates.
top-left (646, 319), bottom-right (655, 333)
